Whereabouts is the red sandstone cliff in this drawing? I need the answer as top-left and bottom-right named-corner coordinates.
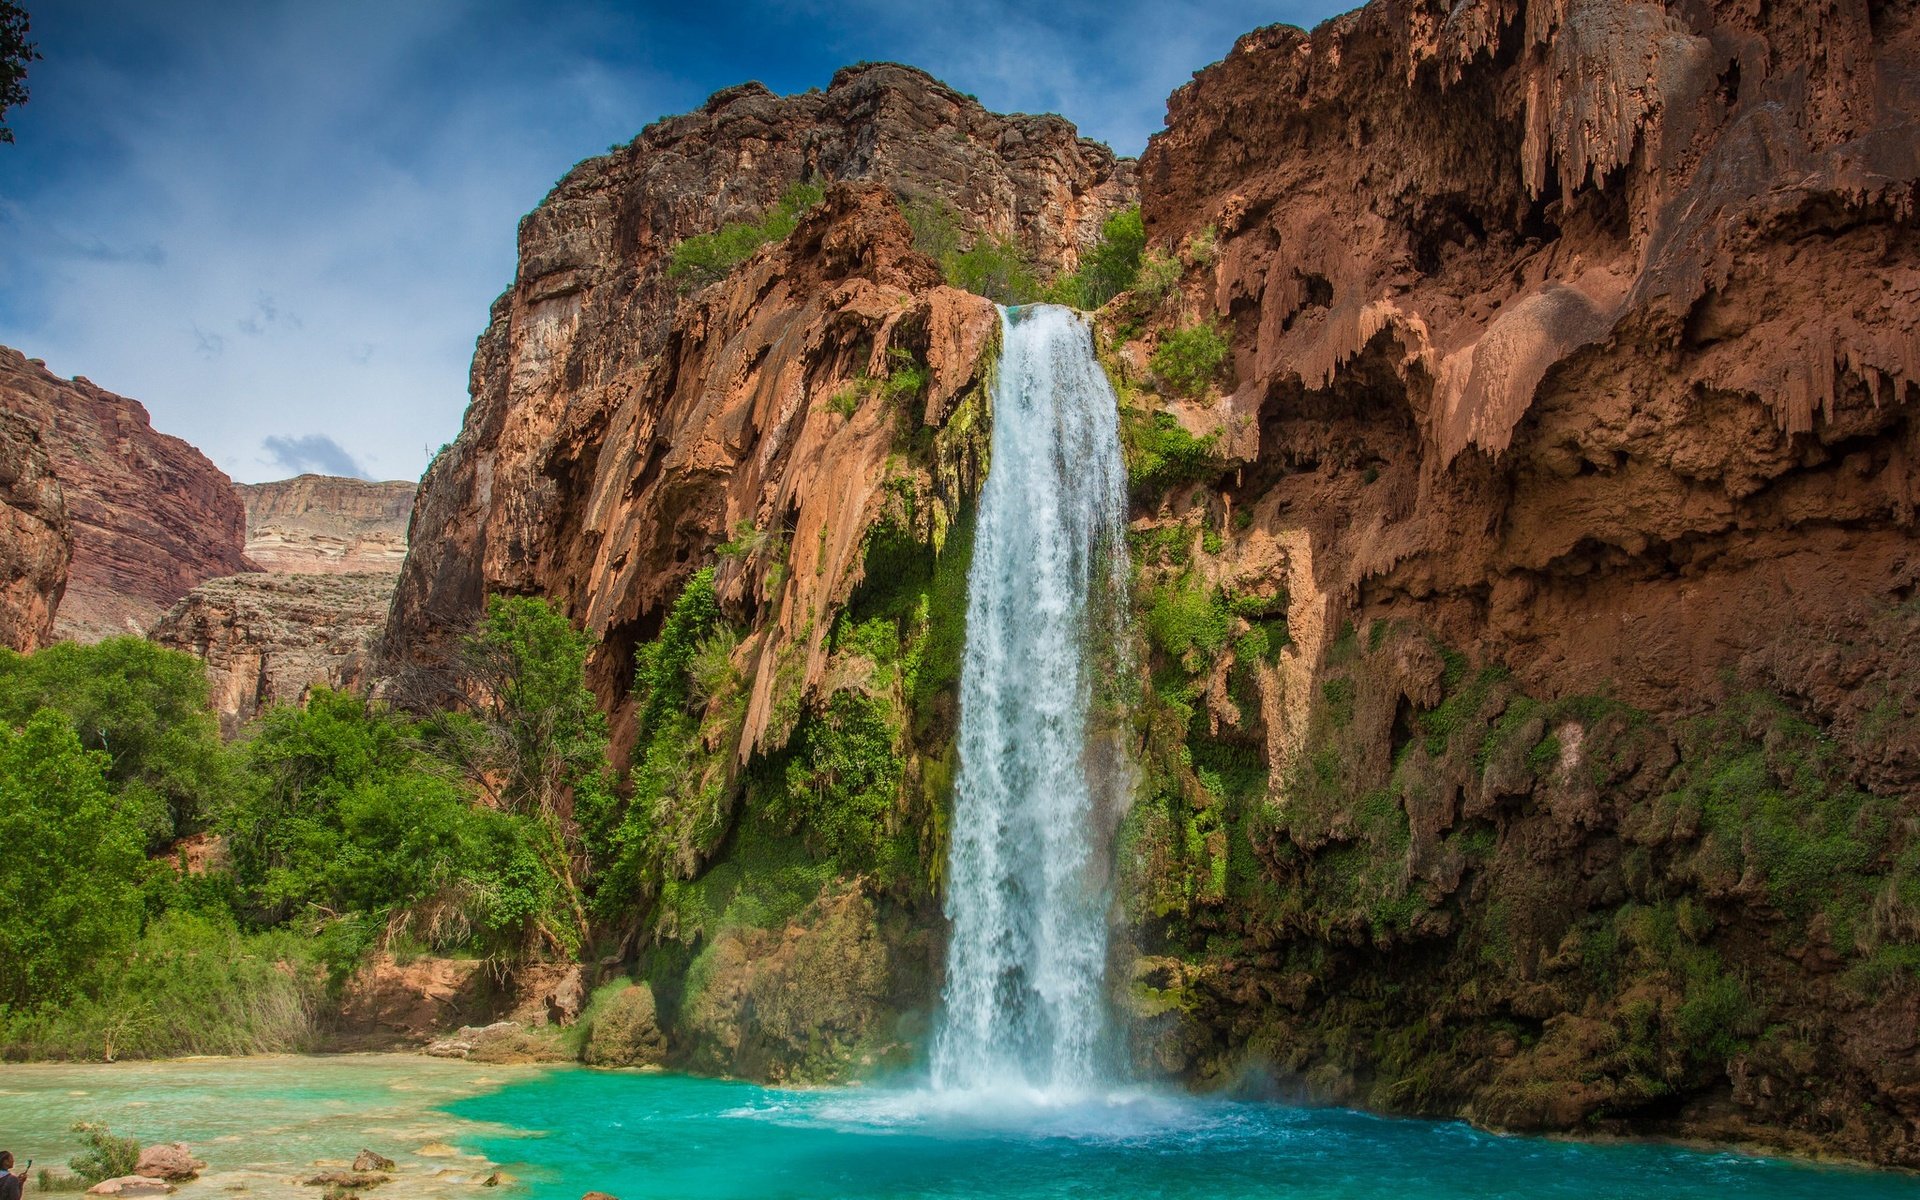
top-left (1101, 0), bottom-right (1920, 1163)
top-left (0, 348), bottom-right (255, 640)
top-left (1133, 0), bottom-right (1917, 720)
top-left (0, 410), bottom-right (71, 652)
top-left (384, 63), bottom-right (1133, 707)
top-left (372, 6), bottom-right (1920, 1161)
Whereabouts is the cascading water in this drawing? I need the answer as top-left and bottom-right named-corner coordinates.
top-left (930, 303), bottom-right (1132, 1096)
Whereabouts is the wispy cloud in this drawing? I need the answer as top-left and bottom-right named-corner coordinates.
top-left (261, 433), bottom-right (372, 480)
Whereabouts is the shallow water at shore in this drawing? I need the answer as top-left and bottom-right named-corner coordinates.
top-left (3, 1056), bottom-right (1918, 1199)
top-left (0, 1054), bottom-right (537, 1196)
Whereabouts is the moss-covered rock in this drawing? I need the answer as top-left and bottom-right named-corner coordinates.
top-left (582, 982), bottom-right (667, 1068)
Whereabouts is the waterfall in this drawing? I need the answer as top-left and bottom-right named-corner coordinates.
top-left (931, 303), bottom-right (1132, 1095)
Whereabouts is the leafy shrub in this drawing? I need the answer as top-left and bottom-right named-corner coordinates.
top-left (899, 192), bottom-right (966, 264)
top-left (946, 235), bottom-right (1039, 304)
top-left (68, 1123), bottom-right (139, 1184)
top-left (1049, 206), bottom-right (1147, 309)
top-left (1183, 224), bottom-right (1218, 267)
top-left (669, 182), bottom-right (826, 288)
top-left (1133, 249), bottom-right (1182, 304)
top-left (1122, 410), bottom-right (1221, 499)
top-left (1150, 321), bottom-right (1230, 397)
top-left (825, 387), bottom-right (859, 417)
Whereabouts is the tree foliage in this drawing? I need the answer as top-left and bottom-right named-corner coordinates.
top-left (0, 638), bottom-right (236, 849)
top-left (0, 1), bottom-right (38, 144)
top-left (0, 711), bottom-right (145, 1011)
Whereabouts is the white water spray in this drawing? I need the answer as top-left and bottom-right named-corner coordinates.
top-left (931, 304), bottom-right (1132, 1096)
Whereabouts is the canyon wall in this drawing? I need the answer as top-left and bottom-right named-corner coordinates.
top-left (1104, 0), bottom-right (1920, 1166)
top-left (0, 348), bottom-right (254, 641)
top-left (0, 410), bottom-right (71, 652)
top-left (376, 1), bottom-right (1920, 1163)
top-left (380, 64), bottom-right (1131, 1078)
top-left (151, 475), bottom-right (415, 731)
top-left (149, 572), bottom-right (395, 736)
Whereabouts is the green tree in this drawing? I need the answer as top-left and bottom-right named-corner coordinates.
top-left (0, 711), bottom-right (145, 1011)
top-left (1069, 206), bottom-right (1147, 309)
top-left (0, 638), bottom-right (236, 849)
top-left (450, 596), bottom-right (615, 950)
top-left (0, 1), bottom-right (39, 144)
top-left (226, 688), bottom-right (564, 960)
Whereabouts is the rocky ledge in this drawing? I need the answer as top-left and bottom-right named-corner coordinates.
top-left (149, 572), bottom-right (393, 734)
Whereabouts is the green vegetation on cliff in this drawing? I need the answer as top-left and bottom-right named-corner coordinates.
top-left (1116, 596), bottom-right (1920, 1144)
top-left (670, 182), bottom-right (827, 288)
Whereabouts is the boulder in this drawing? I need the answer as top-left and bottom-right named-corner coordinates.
top-left (582, 982), bottom-right (667, 1068)
top-left (85, 1178), bottom-right (174, 1197)
top-left (351, 1150), bottom-right (396, 1172)
top-left (132, 1143), bottom-right (203, 1182)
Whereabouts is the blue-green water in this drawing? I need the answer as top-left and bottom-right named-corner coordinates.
top-left (449, 1070), bottom-right (1919, 1200)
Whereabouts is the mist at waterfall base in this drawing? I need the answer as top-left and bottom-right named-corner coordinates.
top-left (440, 308), bottom-right (1920, 1197)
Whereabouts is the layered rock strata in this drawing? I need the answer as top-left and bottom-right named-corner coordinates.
top-left (0, 347), bottom-right (254, 640)
top-left (150, 572), bottom-right (393, 735)
top-left (0, 410), bottom-right (71, 651)
top-left (238, 474), bottom-right (414, 574)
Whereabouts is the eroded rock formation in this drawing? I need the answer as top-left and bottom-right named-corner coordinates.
top-left (150, 572), bottom-right (394, 735)
top-left (385, 62), bottom-right (1133, 706)
top-left (238, 474), bottom-right (413, 574)
top-left (1102, 0), bottom-right (1920, 1165)
top-left (0, 410), bottom-right (71, 651)
top-left (0, 348), bottom-right (254, 641)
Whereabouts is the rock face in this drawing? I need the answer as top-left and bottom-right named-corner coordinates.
top-left (0, 347), bottom-right (254, 640)
top-left (149, 572), bottom-right (394, 734)
top-left (384, 63), bottom-right (1132, 698)
top-left (0, 409), bottom-right (71, 651)
top-left (132, 1145), bottom-right (204, 1183)
top-left (1135, 0), bottom-right (1918, 710)
top-left (580, 982), bottom-right (667, 1068)
top-left (237, 474), bottom-right (413, 574)
top-left (1101, 0), bottom-right (1920, 1167)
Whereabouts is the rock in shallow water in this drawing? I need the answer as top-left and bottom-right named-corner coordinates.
top-left (132, 1143), bottom-right (204, 1182)
top-left (352, 1149), bottom-right (397, 1172)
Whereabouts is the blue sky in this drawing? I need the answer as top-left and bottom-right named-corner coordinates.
top-left (0, 0), bottom-right (1350, 484)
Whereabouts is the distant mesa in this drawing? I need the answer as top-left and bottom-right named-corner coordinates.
top-left (237, 473), bottom-right (415, 575)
